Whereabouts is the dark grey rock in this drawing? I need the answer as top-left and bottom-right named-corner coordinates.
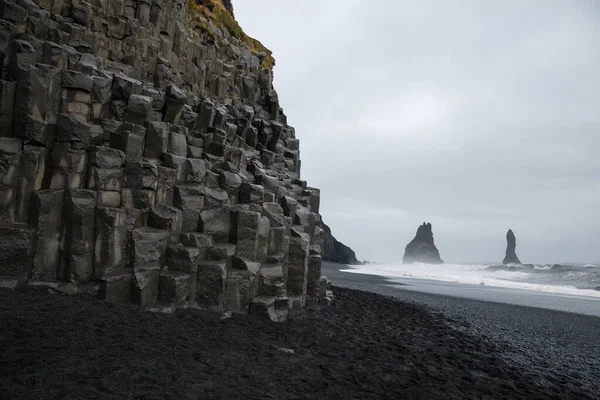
top-left (0, 223), bottom-right (35, 277)
top-left (403, 222), bottom-right (443, 264)
top-left (503, 229), bottom-right (521, 265)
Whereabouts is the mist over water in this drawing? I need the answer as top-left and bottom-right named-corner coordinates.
top-left (342, 263), bottom-right (600, 299)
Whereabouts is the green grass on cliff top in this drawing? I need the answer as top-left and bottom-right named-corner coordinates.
top-left (189, 0), bottom-right (275, 70)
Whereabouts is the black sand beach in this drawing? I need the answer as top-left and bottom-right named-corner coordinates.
top-left (2, 272), bottom-right (599, 400)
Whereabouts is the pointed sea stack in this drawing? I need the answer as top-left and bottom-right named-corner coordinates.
top-left (403, 223), bottom-right (444, 264)
top-left (503, 229), bottom-right (521, 265)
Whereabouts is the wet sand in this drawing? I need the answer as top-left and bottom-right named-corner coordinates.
top-left (0, 268), bottom-right (599, 399)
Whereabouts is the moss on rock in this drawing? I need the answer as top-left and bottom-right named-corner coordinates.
top-left (188, 0), bottom-right (275, 70)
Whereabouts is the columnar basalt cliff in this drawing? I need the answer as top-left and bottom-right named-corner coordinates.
top-left (502, 229), bottom-right (521, 265)
top-left (403, 222), bottom-right (443, 264)
top-left (0, 0), bottom-right (333, 320)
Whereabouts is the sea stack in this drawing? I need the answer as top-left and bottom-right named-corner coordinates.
top-left (503, 229), bottom-right (521, 265)
top-left (403, 223), bottom-right (444, 264)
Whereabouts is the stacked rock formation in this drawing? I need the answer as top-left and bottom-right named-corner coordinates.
top-left (502, 229), bottom-right (521, 265)
top-left (0, 0), bottom-right (333, 321)
top-left (403, 222), bottom-right (444, 264)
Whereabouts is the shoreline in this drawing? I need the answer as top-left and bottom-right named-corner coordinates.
top-left (323, 262), bottom-right (600, 396)
top-left (329, 262), bottom-right (600, 317)
top-left (1, 268), bottom-right (599, 399)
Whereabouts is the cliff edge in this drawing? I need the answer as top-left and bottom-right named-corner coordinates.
top-left (0, 0), bottom-right (333, 320)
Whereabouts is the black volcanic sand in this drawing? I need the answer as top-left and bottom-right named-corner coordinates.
top-left (0, 287), bottom-right (597, 400)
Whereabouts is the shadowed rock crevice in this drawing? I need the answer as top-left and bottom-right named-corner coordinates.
top-left (403, 222), bottom-right (443, 264)
top-left (503, 229), bottom-right (521, 265)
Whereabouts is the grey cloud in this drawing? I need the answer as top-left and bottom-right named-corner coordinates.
top-left (236, 0), bottom-right (600, 263)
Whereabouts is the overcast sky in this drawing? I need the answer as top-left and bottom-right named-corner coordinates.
top-left (235, 0), bottom-right (600, 264)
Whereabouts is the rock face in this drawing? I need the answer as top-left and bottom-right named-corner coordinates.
top-left (0, 0), bottom-right (332, 320)
top-left (321, 221), bottom-right (359, 265)
top-left (502, 229), bottom-right (521, 265)
top-left (403, 223), bottom-right (443, 264)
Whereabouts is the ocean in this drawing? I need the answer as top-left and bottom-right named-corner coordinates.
top-left (341, 262), bottom-right (600, 299)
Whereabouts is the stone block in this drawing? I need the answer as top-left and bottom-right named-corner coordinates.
top-left (48, 143), bottom-right (88, 190)
top-left (89, 145), bottom-right (126, 169)
top-left (156, 166), bottom-right (176, 206)
top-left (61, 189), bottom-right (96, 283)
top-left (249, 296), bottom-right (288, 322)
top-left (0, 223), bottom-right (35, 277)
top-left (173, 185), bottom-right (204, 233)
top-left (121, 188), bottom-right (155, 211)
top-left (280, 195), bottom-right (298, 220)
top-left (163, 84), bottom-right (186, 125)
top-left (124, 160), bottom-right (159, 190)
top-left (257, 216), bottom-right (270, 262)
top-left (207, 243), bottom-right (236, 261)
top-left (224, 269), bottom-right (258, 314)
top-left (94, 207), bottom-right (127, 280)
top-left (163, 153), bottom-right (186, 182)
top-left (258, 264), bottom-right (286, 297)
top-left (199, 205), bottom-right (230, 242)
top-left (307, 254), bottom-right (322, 300)
top-left (144, 121), bottom-right (170, 159)
top-left (62, 70), bottom-right (94, 92)
top-left (97, 190), bottom-right (121, 208)
top-left (132, 265), bottom-right (161, 306)
top-left (287, 236), bottom-right (309, 298)
top-left (158, 270), bottom-right (189, 305)
top-left (87, 166), bottom-right (124, 191)
top-left (112, 72), bottom-right (142, 100)
top-left (29, 190), bottom-right (64, 280)
top-left (231, 208), bottom-right (260, 260)
top-left (55, 113), bottom-right (91, 145)
top-left (168, 131), bottom-right (187, 157)
top-left (0, 80), bottom-right (15, 136)
top-left (91, 75), bottom-right (112, 104)
top-left (181, 232), bottom-right (213, 249)
top-left (196, 260), bottom-right (226, 311)
top-left (133, 238), bottom-right (168, 269)
top-left (16, 145), bottom-right (47, 222)
top-left (98, 269), bottom-right (133, 303)
top-left (167, 244), bottom-right (201, 301)
top-left (110, 123), bottom-right (145, 162)
top-left (126, 94), bottom-right (152, 126)
top-left (148, 205), bottom-right (182, 237)
top-left (184, 158), bottom-right (206, 184)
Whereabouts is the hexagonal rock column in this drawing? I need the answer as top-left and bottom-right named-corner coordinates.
top-left (0, 138), bottom-right (22, 222)
top-left (230, 208), bottom-right (261, 260)
top-left (0, 223), bottom-right (35, 279)
top-left (130, 227), bottom-right (171, 306)
top-left (94, 207), bottom-right (127, 280)
top-left (167, 245), bottom-right (201, 304)
top-left (29, 190), bottom-right (64, 281)
top-left (61, 189), bottom-right (96, 283)
top-left (287, 236), bottom-right (310, 308)
top-left (196, 260), bottom-right (227, 312)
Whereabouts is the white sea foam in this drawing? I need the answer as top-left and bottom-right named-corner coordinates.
top-left (341, 263), bottom-right (600, 299)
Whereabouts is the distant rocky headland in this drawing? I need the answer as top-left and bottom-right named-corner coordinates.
top-left (0, 0), bottom-right (334, 321)
top-left (403, 222), bottom-right (443, 264)
top-left (321, 221), bottom-right (359, 265)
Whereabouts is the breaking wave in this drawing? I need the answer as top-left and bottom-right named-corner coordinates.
top-left (341, 262), bottom-right (600, 299)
